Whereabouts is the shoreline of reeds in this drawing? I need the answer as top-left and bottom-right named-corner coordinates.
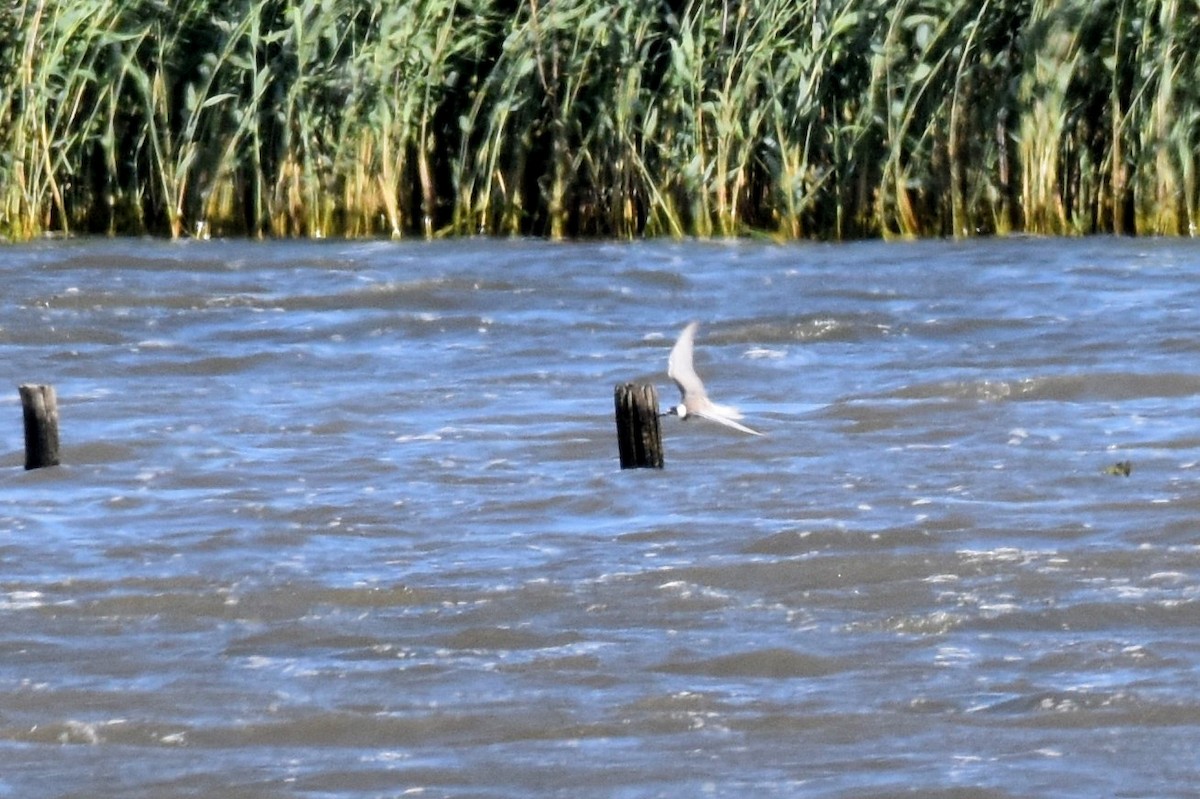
top-left (2, 1), bottom-right (1199, 242)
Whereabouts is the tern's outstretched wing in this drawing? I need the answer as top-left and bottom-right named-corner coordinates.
top-left (667, 322), bottom-right (705, 400)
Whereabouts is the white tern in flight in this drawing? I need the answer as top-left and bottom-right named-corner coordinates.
top-left (666, 322), bottom-right (763, 436)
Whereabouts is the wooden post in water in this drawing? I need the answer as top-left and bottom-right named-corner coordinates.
top-left (19, 384), bottom-right (59, 470)
top-left (614, 383), bottom-right (664, 469)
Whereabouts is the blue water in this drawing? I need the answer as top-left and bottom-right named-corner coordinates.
top-left (2, 236), bottom-right (1200, 797)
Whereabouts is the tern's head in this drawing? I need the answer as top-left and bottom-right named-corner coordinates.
top-left (670, 403), bottom-right (688, 420)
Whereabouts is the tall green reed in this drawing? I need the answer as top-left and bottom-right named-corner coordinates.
top-left (2, 0), bottom-right (124, 237)
top-left (4, 0), bottom-right (1200, 240)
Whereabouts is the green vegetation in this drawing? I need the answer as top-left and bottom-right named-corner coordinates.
top-left (3, 0), bottom-right (1200, 241)
top-left (1104, 460), bottom-right (1132, 477)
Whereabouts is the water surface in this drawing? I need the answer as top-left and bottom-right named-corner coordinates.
top-left (2, 237), bottom-right (1200, 797)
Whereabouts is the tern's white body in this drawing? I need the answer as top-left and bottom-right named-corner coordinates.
top-left (666, 322), bottom-right (763, 436)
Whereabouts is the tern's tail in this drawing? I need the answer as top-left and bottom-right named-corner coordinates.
top-left (708, 401), bottom-right (745, 420)
top-left (696, 408), bottom-right (764, 436)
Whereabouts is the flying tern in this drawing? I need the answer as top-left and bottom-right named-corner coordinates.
top-left (665, 322), bottom-right (763, 436)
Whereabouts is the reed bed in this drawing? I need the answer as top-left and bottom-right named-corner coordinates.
top-left (3, 0), bottom-right (1200, 240)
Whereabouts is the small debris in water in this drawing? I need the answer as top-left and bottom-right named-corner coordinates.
top-left (1104, 461), bottom-right (1132, 477)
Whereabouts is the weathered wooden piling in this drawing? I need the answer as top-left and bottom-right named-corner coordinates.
top-left (19, 384), bottom-right (59, 470)
top-left (614, 383), bottom-right (664, 469)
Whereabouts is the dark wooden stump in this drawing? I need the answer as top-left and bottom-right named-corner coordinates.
top-left (19, 384), bottom-right (59, 470)
top-left (614, 383), bottom-right (664, 469)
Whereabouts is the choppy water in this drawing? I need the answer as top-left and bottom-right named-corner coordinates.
top-left (2, 236), bottom-right (1200, 797)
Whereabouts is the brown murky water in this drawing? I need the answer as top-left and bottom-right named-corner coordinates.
top-left (2, 236), bottom-right (1200, 797)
